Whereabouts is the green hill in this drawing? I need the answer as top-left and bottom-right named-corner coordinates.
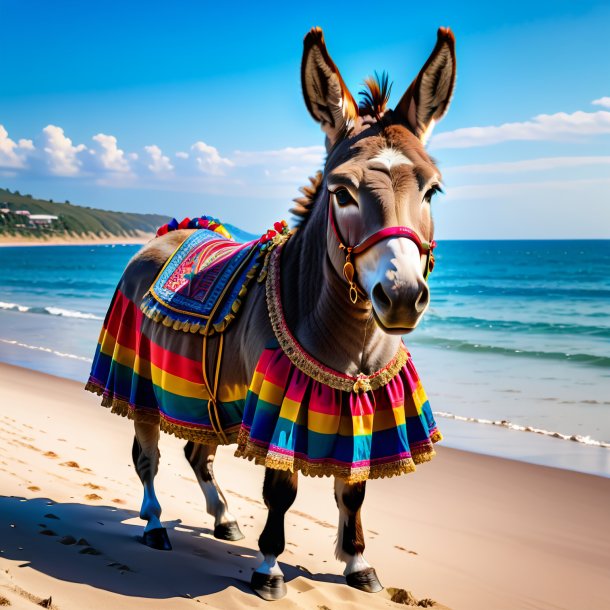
top-left (0, 188), bottom-right (169, 240)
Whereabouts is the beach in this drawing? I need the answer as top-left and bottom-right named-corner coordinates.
top-left (1, 362), bottom-right (608, 610)
top-left (0, 240), bottom-right (609, 609)
top-left (0, 234), bottom-right (154, 247)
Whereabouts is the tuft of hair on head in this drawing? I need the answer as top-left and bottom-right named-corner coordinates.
top-left (290, 171), bottom-right (323, 227)
top-left (358, 71), bottom-right (393, 121)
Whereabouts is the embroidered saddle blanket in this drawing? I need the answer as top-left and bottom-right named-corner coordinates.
top-left (140, 229), bottom-right (266, 335)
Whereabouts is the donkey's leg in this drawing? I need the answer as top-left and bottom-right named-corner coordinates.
top-left (183, 441), bottom-right (244, 541)
top-left (334, 478), bottom-right (383, 593)
top-left (251, 468), bottom-right (298, 601)
top-left (132, 421), bottom-right (172, 550)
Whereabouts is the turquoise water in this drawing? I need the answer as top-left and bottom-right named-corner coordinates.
top-left (0, 240), bottom-right (608, 476)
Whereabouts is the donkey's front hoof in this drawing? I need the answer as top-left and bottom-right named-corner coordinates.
top-left (346, 567), bottom-right (383, 593)
top-left (141, 527), bottom-right (172, 551)
top-left (214, 521), bottom-right (245, 541)
top-left (250, 571), bottom-right (287, 601)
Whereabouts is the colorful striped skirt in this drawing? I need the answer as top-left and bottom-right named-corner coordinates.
top-left (86, 289), bottom-right (441, 482)
top-left (235, 346), bottom-right (441, 482)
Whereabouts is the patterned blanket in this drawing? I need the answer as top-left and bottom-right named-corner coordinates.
top-left (140, 229), bottom-right (266, 335)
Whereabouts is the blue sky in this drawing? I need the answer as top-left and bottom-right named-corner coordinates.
top-left (1, 0), bottom-right (609, 238)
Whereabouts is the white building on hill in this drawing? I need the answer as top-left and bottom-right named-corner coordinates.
top-left (29, 214), bottom-right (59, 226)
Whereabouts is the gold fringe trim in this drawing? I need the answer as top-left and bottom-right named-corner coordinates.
top-left (234, 427), bottom-right (438, 483)
top-left (85, 381), bottom-right (238, 446)
top-left (265, 245), bottom-right (408, 393)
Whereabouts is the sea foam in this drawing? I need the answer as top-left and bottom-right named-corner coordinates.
top-left (0, 301), bottom-right (102, 320)
top-left (0, 338), bottom-right (92, 362)
top-left (434, 410), bottom-right (610, 449)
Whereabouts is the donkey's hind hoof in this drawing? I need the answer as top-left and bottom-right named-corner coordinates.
top-left (250, 571), bottom-right (287, 601)
top-left (346, 567), bottom-right (383, 593)
top-left (214, 521), bottom-right (245, 541)
top-left (141, 527), bottom-right (172, 551)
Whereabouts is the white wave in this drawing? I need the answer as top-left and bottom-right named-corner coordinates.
top-left (44, 307), bottom-right (102, 320)
top-left (0, 300), bottom-right (102, 320)
top-left (0, 339), bottom-right (92, 363)
top-left (434, 410), bottom-right (610, 449)
top-left (0, 301), bottom-right (30, 312)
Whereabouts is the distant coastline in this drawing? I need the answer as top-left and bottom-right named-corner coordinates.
top-left (0, 232), bottom-right (154, 247)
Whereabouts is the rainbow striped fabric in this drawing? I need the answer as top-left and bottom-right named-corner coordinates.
top-left (85, 288), bottom-right (248, 444)
top-left (235, 345), bottom-right (441, 482)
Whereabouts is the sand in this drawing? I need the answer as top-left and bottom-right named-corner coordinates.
top-left (0, 363), bottom-right (608, 610)
top-left (0, 234), bottom-right (154, 247)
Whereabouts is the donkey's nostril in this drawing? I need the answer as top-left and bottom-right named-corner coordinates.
top-left (414, 283), bottom-right (430, 313)
top-left (372, 283), bottom-right (391, 310)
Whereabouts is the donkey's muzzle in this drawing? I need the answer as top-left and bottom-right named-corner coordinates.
top-left (371, 278), bottom-right (429, 333)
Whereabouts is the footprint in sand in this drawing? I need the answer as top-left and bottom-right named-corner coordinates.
top-left (44, 451), bottom-right (58, 459)
top-left (60, 461), bottom-right (80, 468)
top-left (44, 514), bottom-right (60, 520)
top-left (39, 530), bottom-right (57, 537)
top-left (111, 498), bottom-right (125, 505)
top-left (59, 536), bottom-right (77, 545)
top-left (394, 545), bottom-right (419, 555)
top-left (84, 494), bottom-right (102, 501)
top-left (79, 547), bottom-right (102, 556)
top-left (83, 483), bottom-right (104, 490)
top-left (387, 588), bottom-right (436, 607)
top-left (27, 486), bottom-right (40, 492)
top-left (107, 562), bottom-right (132, 572)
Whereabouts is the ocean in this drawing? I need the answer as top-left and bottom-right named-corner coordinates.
top-left (0, 240), bottom-right (608, 477)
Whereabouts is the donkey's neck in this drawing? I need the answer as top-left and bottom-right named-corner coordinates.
top-left (280, 206), bottom-right (401, 376)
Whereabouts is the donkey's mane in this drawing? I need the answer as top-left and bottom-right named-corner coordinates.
top-left (290, 170), bottom-right (323, 227)
top-left (358, 71), bottom-right (392, 120)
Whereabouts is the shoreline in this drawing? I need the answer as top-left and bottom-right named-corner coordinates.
top-left (0, 361), bottom-right (608, 609)
top-left (0, 233), bottom-right (154, 247)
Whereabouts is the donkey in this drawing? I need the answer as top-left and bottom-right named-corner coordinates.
top-left (88, 27), bottom-right (456, 601)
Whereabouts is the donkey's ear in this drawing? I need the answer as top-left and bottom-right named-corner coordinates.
top-left (301, 27), bottom-right (359, 149)
top-left (394, 27), bottom-right (456, 144)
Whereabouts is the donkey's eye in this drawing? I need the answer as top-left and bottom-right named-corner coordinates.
top-left (423, 185), bottom-right (443, 204)
top-left (332, 188), bottom-right (356, 207)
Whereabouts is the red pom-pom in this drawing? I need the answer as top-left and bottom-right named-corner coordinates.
top-left (178, 217), bottom-right (191, 229)
top-left (156, 224), bottom-right (169, 236)
top-left (274, 221), bottom-right (283, 233)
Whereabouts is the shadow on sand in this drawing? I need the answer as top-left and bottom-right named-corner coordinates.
top-left (0, 495), bottom-right (344, 600)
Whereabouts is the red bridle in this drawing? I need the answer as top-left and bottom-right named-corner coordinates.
top-left (328, 195), bottom-right (436, 304)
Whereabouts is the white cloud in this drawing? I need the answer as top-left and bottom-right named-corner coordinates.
top-left (592, 97), bottom-right (610, 109)
top-left (445, 177), bottom-right (610, 200)
top-left (431, 110), bottom-right (610, 149)
top-left (39, 125), bottom-right (86, 176)
top-left (143, 144), bottom-right (174, 174)
top-left (190, 141), bottom-right (233, 175)
top-left (445, 156), bottom-right (610, 175)
top-left (234, 145), bottom-right (324, 168)
top-left (0, 125), bottom-right (34, 169)
top-left (91, 133), bottom-right (131, 172)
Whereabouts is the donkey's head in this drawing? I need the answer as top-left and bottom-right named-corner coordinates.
top-left (297, 27), bottom-right (456, 333)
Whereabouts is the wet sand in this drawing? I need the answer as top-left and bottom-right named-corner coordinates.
top-left (0, 363), bottom-right (608, 609)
